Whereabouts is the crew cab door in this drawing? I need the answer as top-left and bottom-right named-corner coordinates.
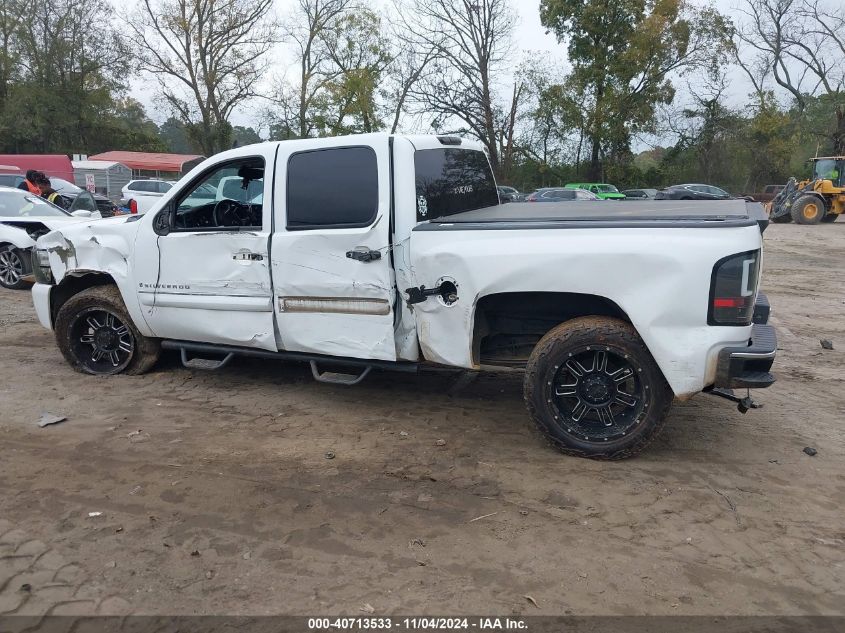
top-left (271, 136), bottom-right (397, 361)
top-left (133, 148), bottom-right (276, 350)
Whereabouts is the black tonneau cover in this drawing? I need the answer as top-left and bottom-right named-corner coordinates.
top-left (415, 200), bottom-right (768, 232)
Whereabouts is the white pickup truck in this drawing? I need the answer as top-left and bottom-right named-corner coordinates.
top-left (30, 134), bottom-right (776, 459)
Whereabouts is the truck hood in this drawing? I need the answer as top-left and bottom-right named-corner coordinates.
top-left (35, 215), bottom-right (143, 284)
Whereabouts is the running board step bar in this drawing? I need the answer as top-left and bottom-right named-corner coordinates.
top-left (310, 362), bottom-right (372, 386)
top-left (161, 341), bottom-right (417, 381)
top-left (180, 348), bottom-right (235, 371)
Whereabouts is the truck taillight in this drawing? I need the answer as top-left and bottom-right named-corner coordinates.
top-left (129, 199), bottom-right (138, 214)
top-left (708, 250), bottom-right (761, 326)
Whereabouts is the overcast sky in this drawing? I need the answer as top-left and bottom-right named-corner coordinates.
top-left (121, 0), bottom-right (756, 141)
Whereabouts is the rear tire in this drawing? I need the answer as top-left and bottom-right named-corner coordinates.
top-left (523, 317), bottom-right (673, 459)
top-left (791, 195), bottom-right (825, 224)
top-left (0, 245), bottom-right (31, 290)
top-left (54, 285), bottom-right (160, 375)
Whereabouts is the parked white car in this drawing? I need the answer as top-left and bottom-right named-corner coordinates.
top-left (31, 134), bottom-right (776, 459)
top-left (120, 179), bottom-right (175, 214)
top-left (0, 187), bottom-right (94, 289)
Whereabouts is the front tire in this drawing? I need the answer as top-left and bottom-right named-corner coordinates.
top-left (790, 195), bottom-right (825, 224)
top-left (523, 317), bottom-right (673, 459)
top-left (0, 245), bottom-right (31, 289)
top-left (54, 285), bottom-right (160, 375)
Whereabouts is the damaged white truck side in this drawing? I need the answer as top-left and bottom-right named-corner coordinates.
top-left (30, 134), bottom-right (777, 458)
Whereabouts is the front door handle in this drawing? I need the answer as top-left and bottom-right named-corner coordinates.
top-left (346, 248), bottom-right (382, 263)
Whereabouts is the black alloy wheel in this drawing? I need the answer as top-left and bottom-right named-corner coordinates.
top-left (68, 308), bottom-right (135, 373)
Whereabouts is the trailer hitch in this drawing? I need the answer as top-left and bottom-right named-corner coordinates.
top-left (707, 387), bottom-right (763, 414)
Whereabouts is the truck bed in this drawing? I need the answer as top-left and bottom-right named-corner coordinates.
top-left (416, 200), bottom-right (768, 231)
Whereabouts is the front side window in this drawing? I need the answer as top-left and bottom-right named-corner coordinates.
top-left (172, 158), bottom-right (264, 230)
top-left (414, 148), bottom-right (498, 221)
top-left (287, 147), bottom-right (378, 230)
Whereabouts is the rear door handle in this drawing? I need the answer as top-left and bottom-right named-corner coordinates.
top-left (346, 249), bottom-right (382, 262)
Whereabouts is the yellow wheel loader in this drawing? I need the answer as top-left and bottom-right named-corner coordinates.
top-left (769, 157), bottom-right (845, 224)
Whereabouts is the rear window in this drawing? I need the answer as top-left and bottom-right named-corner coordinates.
top-left (287, 146), bottom-right (378, 229)
top-left (414, 148), bottom-right (498, 221)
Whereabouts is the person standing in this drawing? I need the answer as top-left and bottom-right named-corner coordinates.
top-left (17, 170), bottom-right (42, 195)
top-left (35, 174), bottom-right (66, 208)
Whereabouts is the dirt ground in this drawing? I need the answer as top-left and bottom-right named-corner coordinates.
top-left (0, 223), bottom-right (843, 617)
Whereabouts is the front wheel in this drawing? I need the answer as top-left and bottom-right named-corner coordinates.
top-left (54, 285), bottom-right (160, 375)
top-left (523, 317), bottom-right (673, 459)
top-left (790, 195), bottom-right (825, 224)
top-left (0, 245), bottom-right (31, 289)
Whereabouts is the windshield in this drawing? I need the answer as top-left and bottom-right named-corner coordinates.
top-left (813, 159), bottom-right (840, 180)
top-left (597, 184), bottom-right (619, 193)
top-left (415, 148), bottom-right (498, 221)
top-left (0, 191), bottom-right (70, 217)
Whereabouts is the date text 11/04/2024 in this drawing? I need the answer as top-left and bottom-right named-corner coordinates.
top-left (307, 617), bottom-right (528, 630)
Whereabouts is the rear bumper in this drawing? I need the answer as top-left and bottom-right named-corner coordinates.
top-left (714, 294), bottom-right (776, 389)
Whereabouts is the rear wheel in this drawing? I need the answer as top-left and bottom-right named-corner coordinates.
top-left (523, 317), bottom-right (673, 459)
top-left (790, 195), bottom-right (825, 224)
top-left (55, 285), bottom-right (160, 375)
top-left (0, 245), bottom-right (30, 289)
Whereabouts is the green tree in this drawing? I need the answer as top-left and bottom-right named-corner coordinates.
top-left (0, 0), bottom-right (130, 153)
top-left (540, 0), bottom-right (732, 180)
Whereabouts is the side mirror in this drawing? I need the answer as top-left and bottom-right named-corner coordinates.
top-left (71, 209), bottom-right (93, 218)
top-left (153, 208), bottom-right (172, 236)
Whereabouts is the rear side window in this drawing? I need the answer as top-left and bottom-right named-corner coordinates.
top-left (287, 147), bottom-right (378, 230)
top-left (415, 148), bottom-right (498, 221)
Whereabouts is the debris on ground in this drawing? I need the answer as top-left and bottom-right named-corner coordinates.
top-left (820, 339), bottom-right (834, 350)
top-left (409, 538), bottom-right (425, 548)
top-left (519, 510), bottom-right (529, 516)
top-left (435, 439), bottom-right (446, 446)
top-left (360, 603), bottom-right (375, 614)
top-left (19, 584), bottom-right (31, 593)
top-left (524, 595), bottom-right (539, 608)
top-left (803, 447), bottom-right (818, 456)
top-left (242, 551), bottom-right (251, 560)
top-left (115, 526), bottom-right (124, 533)
top-left (37, 412), bottom-right (66, 428)
top-left (468, 512), bottom-right (498, 523)
top-left (205, 570), bottom-right (214, 579)
top-left (87, 511), bottom-right (103, 518)
top-left (399, 431), bottom-right (409, 437)
top-left (129, 485), bottom-right (142, 495)
top-left (324, 451), bottom-right (335, 460)
top-left (126, 430), bottom-right (142, 438)
top-left (191, 550), bottom-right (201, 557)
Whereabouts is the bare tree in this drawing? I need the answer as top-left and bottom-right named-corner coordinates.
top-left (735, 0), bottom-right (845, 152)
top-left (396, 0), bottom-right (516, 177)
top-left (272, 0), bottom-right (355, 139)
top-left (128, 0), bottom-right (279, 155)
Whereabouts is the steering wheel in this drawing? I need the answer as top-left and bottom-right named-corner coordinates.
top-left (213, 199), bottom-right (252, 227)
